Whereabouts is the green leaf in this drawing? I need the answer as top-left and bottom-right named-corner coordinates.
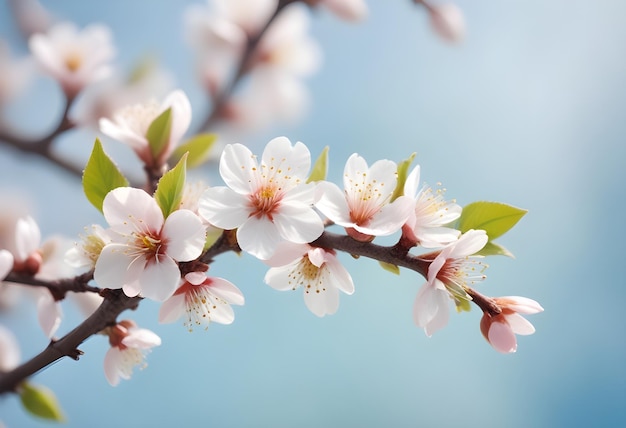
top-left (146, 107), bottom-right (172, 160)
top-left (379, 261), bottom-right (400, 275)
top-left (83, 138), bottom-right (129, 213)
top-left (307, 146), bottom-right (329, 183)
top-left (391, 153), bottom-right (416, 201)
top-left (171, 133), bottom-right (216, 168)
top-left (20, 382), bottom-right (65, 422)
top-left (154, 153), bottom-right (187, 218)
top-left (476, 241), bottom-right (515, 258)
top-left (457, 201), bottom-right (527, 240)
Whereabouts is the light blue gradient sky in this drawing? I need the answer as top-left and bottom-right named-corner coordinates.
top-left (1, 1), bottom-right (625, 427)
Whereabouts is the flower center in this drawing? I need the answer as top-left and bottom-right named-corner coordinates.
top-left (64, 52), bottom-right (82, 72)
top-left (249, 185), bottom-right (281, 220)
top-left (287, 256), bottom-right (327, 294)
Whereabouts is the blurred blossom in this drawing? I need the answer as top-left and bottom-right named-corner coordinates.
top-left (0, 324), bottom-right (20, 372)
top-left (212, 0), bottom-right (278, 36)
top-left (255, 5), bottom-right (322, 77)
top-left (8, 0), bottom-right (55, 39)
top-left (225, 70), bottom-right (310, 132)
top-left (70, 65), bottom-right (173, 128)
top-left (315, 0), bottom-right (368, 22)
top-left (65, 224), bottom-right (111, 272)
top-left (99, 90), bottom-right (192, 167)
top-left (0, 40), bottom-right (34, 105)
top-left (29, 22), bottom-right (116, 97)
top-left (428, 3), bottom-right (465, 43)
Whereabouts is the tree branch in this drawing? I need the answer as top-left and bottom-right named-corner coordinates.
top-left (4, 270), bottom-right (99, 301)
top-left (0, 289), bottom-right (141, 394)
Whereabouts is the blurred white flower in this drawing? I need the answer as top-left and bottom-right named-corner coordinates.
top-left (8, 0), bottom-right (55, 39)
top-left (99, 89), bottom-right (191, 167)
top-left (316, 0), bottom-right (368, 22)
top-left (29, 22), bottom-right (115, 97)
top-left (0, 40), bottom-right (34, 105)
top-left (428, 3), bottom-right (465, 44)
top-left (0, 324), bottom-right (20, 372)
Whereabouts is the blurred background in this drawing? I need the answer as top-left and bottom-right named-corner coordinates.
top-left (1, 0), bottom-right (625, 427)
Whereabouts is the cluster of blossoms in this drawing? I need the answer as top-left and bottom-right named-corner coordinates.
top-left (0, 2), bottom-right (540, 418)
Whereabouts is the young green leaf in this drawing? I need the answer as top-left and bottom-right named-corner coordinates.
top-left (154, 152), bottom-right (187, 218)
top-left (146, 107), bottom-right (172, 160)
top-left (391, 152), bottom-right (416, 201)
top-left (171, 133), bottom-right (216, 168)
top-left (19, 382), bottom-right (65, 422)
top-left (83, 138), bottom-right (129, 213)
top-left (476, 241), bottom-right (515, 258)
top-left (379, 261), bottom-right (400, 275)
top-left (307, 146), bottom-right (329, 183)
top-left (458, 201), bottom-right (527, 240)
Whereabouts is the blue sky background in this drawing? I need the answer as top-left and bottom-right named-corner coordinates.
top-left (1, 0), bottom-right (625, 427)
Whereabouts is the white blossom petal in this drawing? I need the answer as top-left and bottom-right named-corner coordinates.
top-left (37, 291), bottom-right (62, 338)
top-left (272, 200), bottom-right (323, 244)
top-left (199, 186), bottom-right (251, 229)
top-left (161, 209), bottom-right (205, 262)
top-left (0, 249), bottom-right (13, 279)
top-left (137, 256), bottom-right (180, 302)
top-left (0, 324), bottom-right (20, 371)
top-left (237, 216), bottom-right (282, 260)
top-left (505, 313), bottom-right (536, 336)
top-left (122, 328), bottom-right (162, 348)
top-left (158, 292), bottom-right (186, 324)
top-left (103, 188), bottom-right (164, 234)
top-left (218, 143), bottom-right (259, 195)
top-left (314, 181), bottom-right (352, 225)
top-left (488, 322), bottom-right (518, 353)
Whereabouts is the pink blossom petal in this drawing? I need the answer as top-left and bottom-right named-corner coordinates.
top-left (403, 165), bottom-right (421, 199)
top-left (0, 324), bottom-right (20, 371)
top-left (261, 137), bottom-right (311, 183)
top-left (218, 143), bottom-right (259, 195)
top-left (237, 216), bottom-right (282, 260)
top-left (307, 247), bottom-right (327, 268)
top-left (207, 278), bottom-right (245, 306)
top-left (272, 201), bottom-right (323, 244)
top-left (314, 181), bottom-right (352, 225)
top-left (199, 186), bottom-right (251, 229)
top-left (446, 229), bottom-right (488, 259)
top-left (158, 292), bottom-right (186, 324)
top-left (14, 216), bottom-right (41, 261)
top-left (324, 256), bottom-right (355, 295)
top-left (424, 291), bottom-right (450, 337)
top-left (137, 256), bottom-right (180, 302)
top-left (37, 291), bottom-right (62, 338)
top-left (123, 280), bottom-right (142, 298)
top-left (122, 328), bottom-right (162, 348)
top-left (0, 250), bottom-right (13, 279)
top-left (303, 281), bottom-right (339, 317)
top-left (343, 153), bottom-right (369, 189)
top-left (185, 271), bottom-right (207, 285)
top-left (94, 243), bottom-right (142, 290)
top-left (505, 313), bottom-right (536, 336)
top-left (282, 180), bottom-right (316, 204)
top-left (264, 242), bottom-right (309, 267)
top-left (103, 347), bottom-right (122, 386)
top-left (103, 188), bottom-right (164, 234)
top-left (99, 117), bottom-right (149, 151)
top-left (488, 322), bottom-right (518, 353)
top-left (264, 265), bottom-right (295, 291)
top-left (500, 296), bottom-right (544, 314)
top-left (413, 283), bottom-right (449, 336)
top-left (322, 0), bottom-right (368, 21)
top-left (162, 209), bottom-right (205, 262)
top-left (356, 196), bottom-right (413, 236)
top-left (162, 89), bottom-right (192, 149)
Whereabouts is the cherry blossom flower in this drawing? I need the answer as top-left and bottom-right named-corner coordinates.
top-left (94, 187), bottom-right (206, 302)
top-left (104, 320), bottom-right (161, 386)
top-left (212, 0), bottom-right (278, 36)
top-left (0, 324), bottom-right (20, 371)
top-left (402, 165), bottom-right (462, 248)
top-left (480, 296), bottom-right (544, 353)
top-left (428, 3), bottom-right (465, 44)
top-left (314, 0), bottom-right (368, 22)
top-left (65, 224), bottom-right (111, 271)
top-left (199, 137), bottom-right (324, 260)
top-left (264, 242), bottom-right (354, 317)
top-left (70, 65), bottom-right (173, 128)
top-left (414, 229), bottom-right (488, 336)
top-left (99, 89), bottom-right (192, 167)
top-left (255, 5), bottom-right (321, 78)
top-left (159, 272), bottom-right (244, 331)
top-left (0, 40), bottom-right (33, 105)
top-left (315, 153), bottom-right (414, 242)
top-left (29, 22), bottom-right (115, 97)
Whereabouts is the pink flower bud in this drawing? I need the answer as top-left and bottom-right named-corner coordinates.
top-left (480, 296), bottom-right (543, 353)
